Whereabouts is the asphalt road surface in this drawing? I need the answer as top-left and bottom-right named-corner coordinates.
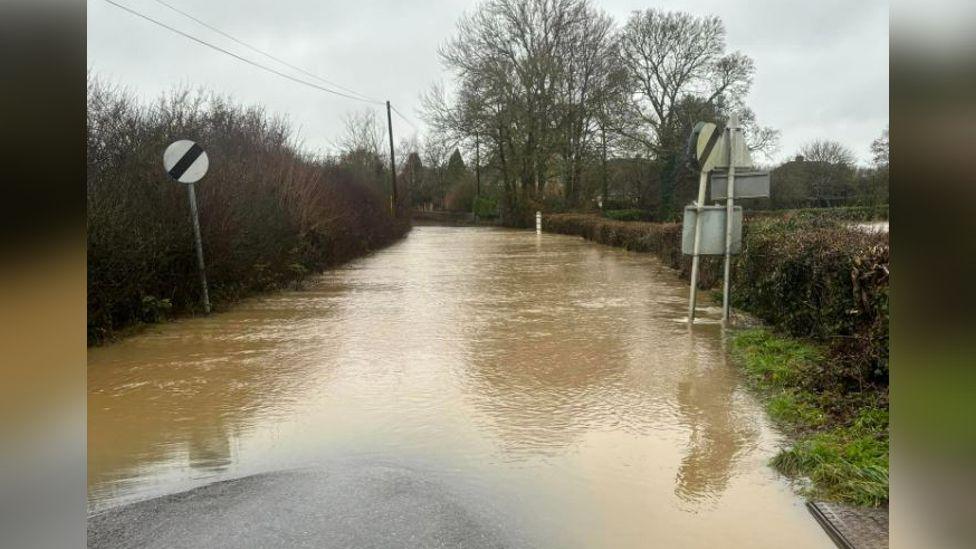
top-left (87, 465), bottom-right (517, 548)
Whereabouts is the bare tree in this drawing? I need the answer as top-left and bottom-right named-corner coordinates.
top-left (426, 3), bottom-right (778, 220)
top-left (617, 9), bottom-right (776, 214)
top-left (617, 10), bottom-right (753, 152)
top-left (397, 133), bottom-right (421, 171)
top-left (421, 129), bottom-right (454, 171)
top-left (798, 140), bottom-right (857, 206)
top-left (442, 0), bottom-right (583, 202)
top-left (427, 0), bottom-right (624, 218)
top-left (554, 5), bottom-right (626, 204)
top-left (738, 107), bottom-right (780, 158)
top-left (416, 131), bottom-right (456, 210)
top-left (801, 140), bottom-right (856, 166)
top-left (338, 109), bottom-right (382, 157)
top-left (336, 108), bottom-right (386, 192)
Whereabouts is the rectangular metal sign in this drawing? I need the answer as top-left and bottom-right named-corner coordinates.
top-left (709, 170), bottom-right (770, 200)
top-left (681, 205), bottom-right (743, 255)
top-left (709, 134), bottom-right (754, 170)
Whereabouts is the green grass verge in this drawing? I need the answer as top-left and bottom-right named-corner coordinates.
top-left (731, 328), bottom-right (889, 507)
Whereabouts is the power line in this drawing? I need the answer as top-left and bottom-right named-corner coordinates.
top-left (390, 104), bottom-right (419, 132)
top-left (149, 0), bottom-right (382, 105)
top-left (101, 0), bottom-right (379, 105)
top-left (104, 0), bottom-right (423, 139)
top-left (391, 107), bottom-right (416, 130)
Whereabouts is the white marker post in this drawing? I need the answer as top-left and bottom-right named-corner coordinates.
top-left (536, 211), bottom-right (542, 234)
top-left (163, 140), bottom-right (211, 314)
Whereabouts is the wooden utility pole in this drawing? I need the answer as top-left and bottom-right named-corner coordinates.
top-left (601, 126), bottom-right (608, 208)
top-left (386, 100), bottom-right (398, 216)
top-left (475, 135), bottom-right (481, 197)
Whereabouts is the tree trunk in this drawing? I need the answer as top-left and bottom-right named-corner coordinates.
top-left (601, 127), bottom-right (608, 207)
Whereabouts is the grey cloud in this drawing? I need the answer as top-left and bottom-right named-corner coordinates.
top-left (88, 0), bottom-right (888, 163)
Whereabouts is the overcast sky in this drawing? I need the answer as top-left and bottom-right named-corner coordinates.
top-left (88, 0), bottom-right (889, 165)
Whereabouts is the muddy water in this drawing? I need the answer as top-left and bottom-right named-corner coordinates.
top-left (88, 226), bottom-right (828, 547)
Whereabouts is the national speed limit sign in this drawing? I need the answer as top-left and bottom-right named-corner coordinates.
top-left (163, 140), bottom-right (209, 184)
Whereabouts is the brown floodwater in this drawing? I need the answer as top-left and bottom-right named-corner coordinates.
top-left (88, 226), bottom-right (828, 547)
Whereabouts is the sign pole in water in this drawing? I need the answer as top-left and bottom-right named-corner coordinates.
top-left (686, 121), bottom-right (723, 323)
top-left (688, 170), bottom-right (708, 321)
top-left (163, 140), bottom-right (211, 314)
top-left (684, 113), bottom-right (766, 324)
top-left (536, 211), bottom-right (542, 234)
top-left (721, 113), bottom-right (739, 323)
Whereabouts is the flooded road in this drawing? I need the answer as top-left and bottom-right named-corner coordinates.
top-left (88, 226), bottom-right (828, 547)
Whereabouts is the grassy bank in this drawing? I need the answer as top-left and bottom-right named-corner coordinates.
top-left (543, 212), bottom-right (889, 505)
top-left (87, 81), bottom-right (410, 345)
top-left (731, 329), bottom-right (888, 506)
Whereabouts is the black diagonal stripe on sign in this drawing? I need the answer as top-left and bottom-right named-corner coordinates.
top-left (699, 123), bottom-right (726, 166)
top-left (168, 143), bottom-right (204, 181)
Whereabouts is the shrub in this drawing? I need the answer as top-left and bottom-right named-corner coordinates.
top-left (473, 195), bottom-right (498, 218)
top-left (87, 80), bottom-right (410, 344)
top-left (733, 218), bottom-right (889, 387)
top-left (444, 180), bottom-right (477, 212)
top-left (602, 208), bottom-right (653, 222)
top-left (748, 205), bottom-right (889, 223)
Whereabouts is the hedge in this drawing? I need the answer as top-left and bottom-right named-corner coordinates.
top-left (748, 205), bottom-right (889, 223)
top-left (87, 82), bottom-right (410, 344)
top-left (543, 213), bottom-right (889, 387)
top-left (733, 217), bottom-right (889, 387)
top-left (602, 208), bottom-right (654, 222)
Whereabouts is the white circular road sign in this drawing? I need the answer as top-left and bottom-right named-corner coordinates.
top-left (163, 140), bottom-right (209, 184)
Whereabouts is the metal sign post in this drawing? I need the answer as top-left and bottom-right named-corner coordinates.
top-left (721, 114), bottom-right (740, 323)
top-left (688, 169), bottom-right (708, 321)
top-left (684, 113), bottom-right (768, 325)
top-left (163, 139), bottom-right (211, 314)
top-left (686, 122), bottom-right (723, 323)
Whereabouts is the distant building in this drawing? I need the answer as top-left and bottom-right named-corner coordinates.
top-left (770, 155), bottom-right (854, 208)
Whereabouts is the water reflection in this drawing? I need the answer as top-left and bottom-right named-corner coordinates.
top-left (187, 418), bottom-right (232, 472)
top-left (459, 237), bottom-right (643, 457)
top-left (87, 303), bottom-right (334, 503)
top-left (673, 328), bottom-right (759, 506)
